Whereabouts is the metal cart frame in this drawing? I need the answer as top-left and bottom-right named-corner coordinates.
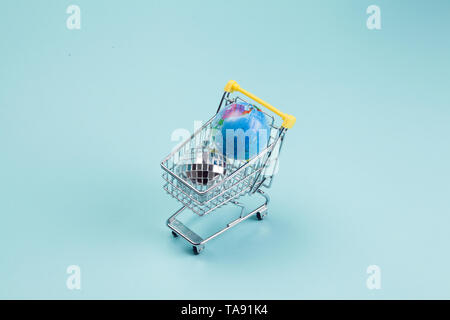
top-left (161, 80), bottom-right (296, 254)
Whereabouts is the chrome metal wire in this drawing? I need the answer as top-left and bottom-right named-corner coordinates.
top-left (161, 97), bottom-right (286, 216)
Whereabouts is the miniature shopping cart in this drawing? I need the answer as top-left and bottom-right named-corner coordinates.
top-left (161, 80), bottom-right (296, 254)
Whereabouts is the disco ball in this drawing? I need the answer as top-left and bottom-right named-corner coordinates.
top-left (176, 148), bottom-right (226, 186)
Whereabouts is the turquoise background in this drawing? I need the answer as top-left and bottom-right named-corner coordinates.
top-left (1, 0), bottom-right (449, 299)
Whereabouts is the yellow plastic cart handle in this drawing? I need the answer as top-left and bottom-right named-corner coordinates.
top-left (224, 80), bottom-right (296, 129)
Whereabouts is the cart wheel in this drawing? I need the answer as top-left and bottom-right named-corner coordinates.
top-left (171, 231), bottom-right (178, 238)
top-left (193, 245), bottom-right (204, 255)
top-left (256, 211), bottom-right (265, 220)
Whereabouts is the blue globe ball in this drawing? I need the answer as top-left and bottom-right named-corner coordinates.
top-left (212, 102), bottom-right (270, 161)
